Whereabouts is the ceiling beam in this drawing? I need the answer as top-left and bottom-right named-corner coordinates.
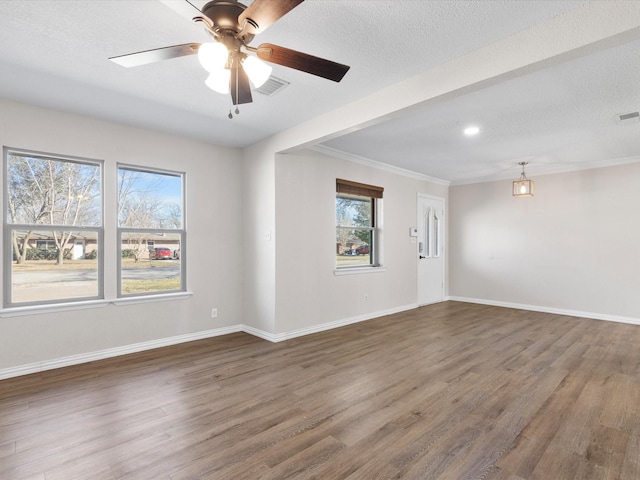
top-left (251, 0), bottom-right (640, 156)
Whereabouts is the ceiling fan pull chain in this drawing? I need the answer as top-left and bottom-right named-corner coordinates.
top-left (234, 62), bottom-right (240, 116)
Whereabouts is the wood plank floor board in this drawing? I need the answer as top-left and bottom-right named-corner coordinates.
top-left (423, 411), bottom-right (528, 480)
top-left (1, 301), bottom-right (640, 479)
top-left (496, 366), bottom-right (593, 478)
top-left (0, 440), bottom-right (16, 459)
top-left (621, 424), bottom-right (640, 479)
top-left (484, 466), bottom-right (528, 480)
top-left (162, 406), bottom-right (340, 480)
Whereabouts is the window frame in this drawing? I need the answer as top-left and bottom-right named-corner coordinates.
top-left (3, 147), bottom-right (105, 308)
top-left (335, 178), bottom-right (384, 271)
top-left (116, 164), bottom-right (186, 298)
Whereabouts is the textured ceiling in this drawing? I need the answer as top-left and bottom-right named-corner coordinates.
top-left (322, 36), bottom-right (640, 184)
top-left (0, 0), bottom-right (639, 184)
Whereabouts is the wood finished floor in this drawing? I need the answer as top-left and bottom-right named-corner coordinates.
top-left (1, 301), bottom-right (640, 480)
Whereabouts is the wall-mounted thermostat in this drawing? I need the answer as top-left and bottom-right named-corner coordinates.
top-left (410, 227), bottom-right (418, 237)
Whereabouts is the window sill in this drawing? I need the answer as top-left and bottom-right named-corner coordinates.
top-left (0, 292), bottom-right (193, 317)
top-left (334, 266), bottom-right (387, 276)
top-left (0, 299), bottom-right (109, 318)
top-left (112, 291), bottom-right (193, 306)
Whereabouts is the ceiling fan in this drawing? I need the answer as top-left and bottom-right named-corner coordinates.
top-left (109, 0), bottom-right (350, 116)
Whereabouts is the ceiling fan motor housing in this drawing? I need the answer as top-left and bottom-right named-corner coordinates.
top-left (202, 0), bottom-right (255, 44)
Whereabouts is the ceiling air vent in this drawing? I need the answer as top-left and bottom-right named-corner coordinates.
top-left (255, 76), bottom-right (290, 96)
top-left (617, 111), bottom-right (640, 124)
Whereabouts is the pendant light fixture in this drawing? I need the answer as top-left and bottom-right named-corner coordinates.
top-left (512, 162), bottom-right (535, 197)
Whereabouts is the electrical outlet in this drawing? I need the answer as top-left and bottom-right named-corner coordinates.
top-left (211, 308), bottom-right (218, 318)
top-left (364, 294), bottom-right (368, 302)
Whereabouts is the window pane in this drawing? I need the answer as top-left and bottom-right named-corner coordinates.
top-left (336, 228), bottom-right (372, 267)
top-left (336, 195), bottom-right (372, 227)
top-left (7, 154), bottom-right (101, 226)
top-left (424, 207), bottom-right (432, 258)
top-left (434, 211), bottom-right (440, 257)
top-left (118, 168), bottom-right (183, 229)
top-left (120, 231), bottom-right (182, 295)
top-left (10, 229), bottom-right (100, 305)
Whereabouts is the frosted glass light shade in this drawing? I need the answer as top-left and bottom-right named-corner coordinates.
top-left (512, 179), bottom-right (535, 197)
top-left (242, 55), bottom-right (272, 88)
top-left (198, 42), bottom-right (228, 72)
top-left (205, 69), bottom-right (230, 94)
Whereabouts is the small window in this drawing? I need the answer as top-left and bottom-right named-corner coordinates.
top-left (36, 240), bottom-right (57, 250)
top-left (336, 179), bottom-right (383, 268)
top-left (117, 165), bottom-right (185, 296)
top-left (4, 148), bottom-right (103, 307)
top-left (433, 210), bottom-right (440, 257)
top-left (424, 207), bottom-right (432, 258)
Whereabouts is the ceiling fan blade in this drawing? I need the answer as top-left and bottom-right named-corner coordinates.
top-left (231, 66), bottom-right (253, 105)
top-left (238, 0), bottom-right (304, 35)
top-left (109, 43), bottom-right (200, 68)
top-left (256, 43), bottom-right (350, 82)
top-left (159, 0), bottom-right (205, 22)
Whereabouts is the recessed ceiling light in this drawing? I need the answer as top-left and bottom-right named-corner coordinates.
top-left (464, 126), bottom-right (480, 136)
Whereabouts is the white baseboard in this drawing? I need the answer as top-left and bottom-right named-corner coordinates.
top-left (447, 296), bottom-right (640, 326)
top-left (0, 305), bottom-right (418, 380)
top-left (0, 325), bottom-right (243, 381)
top-left (10, 298), bottom-right (631, 381)
top-left (252, 303), bottom-right (420, 343)
top-left (0, 305), bottom-right (417, 380)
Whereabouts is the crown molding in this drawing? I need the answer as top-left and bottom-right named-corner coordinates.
top-left (309, 144), bottom-right (450, 186)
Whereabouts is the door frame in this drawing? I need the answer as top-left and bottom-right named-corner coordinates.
top-left (417, 193), bottom-right (446, 306)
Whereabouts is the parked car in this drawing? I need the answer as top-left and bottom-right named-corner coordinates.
top-left (150, 247), bottom-right (173, 260)
top-left (355, 244), bottom-right (370, 255)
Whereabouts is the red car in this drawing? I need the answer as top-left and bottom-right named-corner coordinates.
top-left (151, 247), bottom-right (173, 260)
top-left (355, 244), bottom-right (370, 255)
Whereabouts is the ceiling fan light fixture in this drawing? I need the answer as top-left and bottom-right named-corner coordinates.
top-left (205, 69), bottom-right (231, 94)
top-left (198, 42), bottom-right (229, 72)
top-left (242, 55), bottom-right (272, 88)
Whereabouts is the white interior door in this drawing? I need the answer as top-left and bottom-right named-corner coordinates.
top-left (417, 195), bottom-right (445, 305)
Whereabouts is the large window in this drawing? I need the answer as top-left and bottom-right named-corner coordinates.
top-left (117, 165), bottom-right (185, 296)
top-left (4, 148), bottom-right (103, 307)
top-left (3, 149), bottom-right (187, 309)
top-left (336, 178), bottom-right (383, 268)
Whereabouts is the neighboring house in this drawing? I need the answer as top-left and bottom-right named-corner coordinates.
top-left (17, 234), bottom-right (179, 260)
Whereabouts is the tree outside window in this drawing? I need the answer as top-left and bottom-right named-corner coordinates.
top-left (4, 149), bottom-right (103, 306)
top-left (117, 166), bottom-right (185, 296)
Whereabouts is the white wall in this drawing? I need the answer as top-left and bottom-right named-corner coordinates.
top-left (274, 149), bottom-right (448, 335)
top-left (242, 142), bottom-right (276, 335)
top-left (449, 162), bottom-right (640, 321)
top-left (0, 99), bottom-right (244, 370)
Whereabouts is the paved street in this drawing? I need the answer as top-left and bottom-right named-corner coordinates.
top-left (12, 264), bottom-right (180, 285)
top-left (11, 262), bottom-right (181, 303)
